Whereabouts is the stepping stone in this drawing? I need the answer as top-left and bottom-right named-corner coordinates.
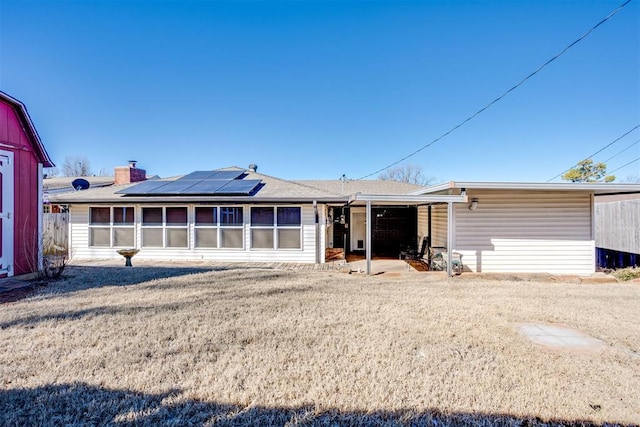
top-left (519, 323), bottom-right (607, 352)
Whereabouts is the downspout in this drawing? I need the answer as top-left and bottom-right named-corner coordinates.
top-left (427, 205), bottom-right (432, 265)
top-left (366, 200), bottom-right (372, 275)
top-left (313, 200), bottom-right (320, 264)
top-left (590, 193), bottom-right (595, 271)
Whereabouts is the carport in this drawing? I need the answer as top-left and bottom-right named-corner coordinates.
top-left (348, 192), bottom-right (468, 276)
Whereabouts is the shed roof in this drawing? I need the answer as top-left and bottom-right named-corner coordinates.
top-left (411, 181), bottom-right (640, 196)
top-left (0, 91), bottom-right (54, 167)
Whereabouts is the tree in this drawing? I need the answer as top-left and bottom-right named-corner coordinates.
top-left (43, 167), bottom-right (59, 178)
top-left (62, 156), bottom-right (92, 177)
top-left (621, 174), bottom-right (640, 183)
top-left (561, 159), bottom-right (615, 183)
top-left (378, 164), bottom-right (436, 186)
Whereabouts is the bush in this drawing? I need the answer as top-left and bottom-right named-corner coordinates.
top-left (611, 266), bottom-right (640, 281)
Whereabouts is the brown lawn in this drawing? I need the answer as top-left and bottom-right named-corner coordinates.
top-left (0, 265), bottom-right (638, 426)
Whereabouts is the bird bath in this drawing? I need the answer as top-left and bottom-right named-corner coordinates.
top-left (116, 249), bottom-right (140, 267)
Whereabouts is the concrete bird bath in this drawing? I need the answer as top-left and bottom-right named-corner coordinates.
top-left (117, 249), bottom-right (140, 267)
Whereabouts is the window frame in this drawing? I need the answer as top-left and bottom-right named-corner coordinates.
top-left (88, 206), bottom-right (136, 248)
top-left (193, 205), bottom-right (245, 250)
top-left (250, 206), bottom-right (302, 250)
top-left (141, 206), bottom-right (189, 249)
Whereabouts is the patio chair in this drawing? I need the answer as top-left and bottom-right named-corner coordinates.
top-left (400, 236), bottom-right (429, 261)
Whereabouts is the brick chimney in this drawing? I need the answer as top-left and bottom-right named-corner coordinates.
top-left (114, 160), bottom-right (147, 185)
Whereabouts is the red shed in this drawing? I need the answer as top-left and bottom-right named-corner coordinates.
top-left (0, 91), bottom-right (54, 277)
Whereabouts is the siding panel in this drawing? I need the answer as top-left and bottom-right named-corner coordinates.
top-left (439, 190), bottom-right (595, 275)
top-left (69, 204), bottom-right (319, 263)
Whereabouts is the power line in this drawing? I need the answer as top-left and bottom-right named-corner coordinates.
top-left (357, 0), bottom-right (633, 180)
top-left (608, 156), bottom-right (640, 175)
top-left (547, 124), bottom-right (640, 181)
top-left (603, 138), bottom-right (640, 163)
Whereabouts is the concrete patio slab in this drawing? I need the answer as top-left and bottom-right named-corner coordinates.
top-left (519, 323), bottom-right (607, 352)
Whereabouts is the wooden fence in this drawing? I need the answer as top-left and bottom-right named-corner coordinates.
top-left (595, 199), bottom-right (640, 254)
top-left (43, 212), bottom-right (69, 254)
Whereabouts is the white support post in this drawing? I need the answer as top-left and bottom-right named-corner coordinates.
top-left (366, 200), bottom-right (372, 275)
top-left (447, 201), bottom-right (454, 277)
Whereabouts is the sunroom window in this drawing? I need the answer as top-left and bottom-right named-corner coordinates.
top-left (89, 206), bottom-right (135, 247)
top-left (250, 207), bottom-right (301, 250)
top-left (220, 207), bottom-right (244, 249)
top-left (141, 207), bottom-right (188, 248)
top-left (194, 207), bottom-right (218, 248)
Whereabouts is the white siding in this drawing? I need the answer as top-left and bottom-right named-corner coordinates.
top-left (448, 190), bottom-right (595, 275)
top-left (431, 204), bottom-right (449, 248)
top-left (417, 206), bottom-right (428, 242)
top-left (69, 204), bottom-right (321, 263)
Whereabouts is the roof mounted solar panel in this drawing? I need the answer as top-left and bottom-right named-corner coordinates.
top-left (116, 169), bottom-right (261, 196)
top-left (147, 179), bottom-right (200, 194)
top-left (116, 180), bottom-right (172, 195)
top-left (214, 179), bottom-right (262, 195)
top-left (179, 170), bottom-right (245, 180)
top-left (210, 170), bottom-right (245, 180)
top-left (181, 171), bottom-right (218, 180)
top-left (180, 179), bottom-right (229, 194)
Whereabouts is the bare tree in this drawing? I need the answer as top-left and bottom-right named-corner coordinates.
top-left (62, 156), bottom-right (92, 177)
top-left (621, 174), bottom-right (640, 183)
top-left (378, 164), bottom-right (436, 186)
top-left (43, 167), bottom-right (59, 178)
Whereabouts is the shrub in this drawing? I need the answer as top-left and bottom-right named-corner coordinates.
top-left (611, 266), bottom-right (640, 281)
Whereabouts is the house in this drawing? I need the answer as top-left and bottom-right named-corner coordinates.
top-left (48, 164), bottom-right (423, 265)
top-left (401, 181), bottom-right (640, 275)
top-left (594, 193), bottom-right (640, 268)
top-left (43, 175), bottom-right (115, 212)
top-left (0, 91), bottom-right (54, 277)
top-left (48, 165), bottom-right (640, 276)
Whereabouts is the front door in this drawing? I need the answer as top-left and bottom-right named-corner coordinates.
top-left (350, 211), bottom-right (366, 251)
top-left (0, 150), bottom-right (14, 277)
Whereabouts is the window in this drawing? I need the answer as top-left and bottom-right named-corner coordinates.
top-left (250, 206), bottom-right (301, 249)
top-left (194, 206), bottom-right (244, 249)
top-left (89, 206), bottom-right (135, 247)
top-left (195, 207), bottom-right (217, 248)
top-left (141, 207), bottom-right (188, 248)
top-left (220, 207), bottom-right (244, 249)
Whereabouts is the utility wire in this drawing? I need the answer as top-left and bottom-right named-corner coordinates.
top-left (357, 0), bottom-right (633, 180)
top-left (608, 156), bottom-right (640, 175)
top-left (547, 124), bottom-right (640, 181)
top-left (603, 138), bottom-right (640, 163)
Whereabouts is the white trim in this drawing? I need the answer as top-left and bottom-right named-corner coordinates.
top-left (410, 181), bottom-right (640, 196)
top-left (0, 150), bottom-right (14, 276)
top-left (38, 163), bottom-right (44, 271)
top-left (350, 193), bottom-right (467, 204)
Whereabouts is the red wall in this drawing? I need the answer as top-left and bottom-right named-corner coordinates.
top-left (0, 101), bottom-right (41, 275)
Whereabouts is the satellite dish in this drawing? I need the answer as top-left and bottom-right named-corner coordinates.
top-left (71, 178), bottom-right (90, 191)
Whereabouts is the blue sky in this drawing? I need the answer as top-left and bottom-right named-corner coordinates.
top-left (1, 0), bottom-right (638, 182)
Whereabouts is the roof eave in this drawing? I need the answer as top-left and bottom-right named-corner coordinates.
top-left (411, 181), bottom-right (640, 195)
top-left (0, 91), bottom-right (54, 167)
top-left (48, 196), bottom-right (351, 204)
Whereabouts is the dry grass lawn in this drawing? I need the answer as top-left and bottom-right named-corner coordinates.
top-left (0, 265), bottom-right (638, 426)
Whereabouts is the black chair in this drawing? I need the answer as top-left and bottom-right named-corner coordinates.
top-left (400, 236), bottom-right (429, 261)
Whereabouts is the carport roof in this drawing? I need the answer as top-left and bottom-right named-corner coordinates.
top-left (409, 181), bottom-right (640, 196)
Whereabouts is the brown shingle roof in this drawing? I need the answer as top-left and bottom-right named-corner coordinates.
top-left (47, 167), bottom-right (421, 204)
